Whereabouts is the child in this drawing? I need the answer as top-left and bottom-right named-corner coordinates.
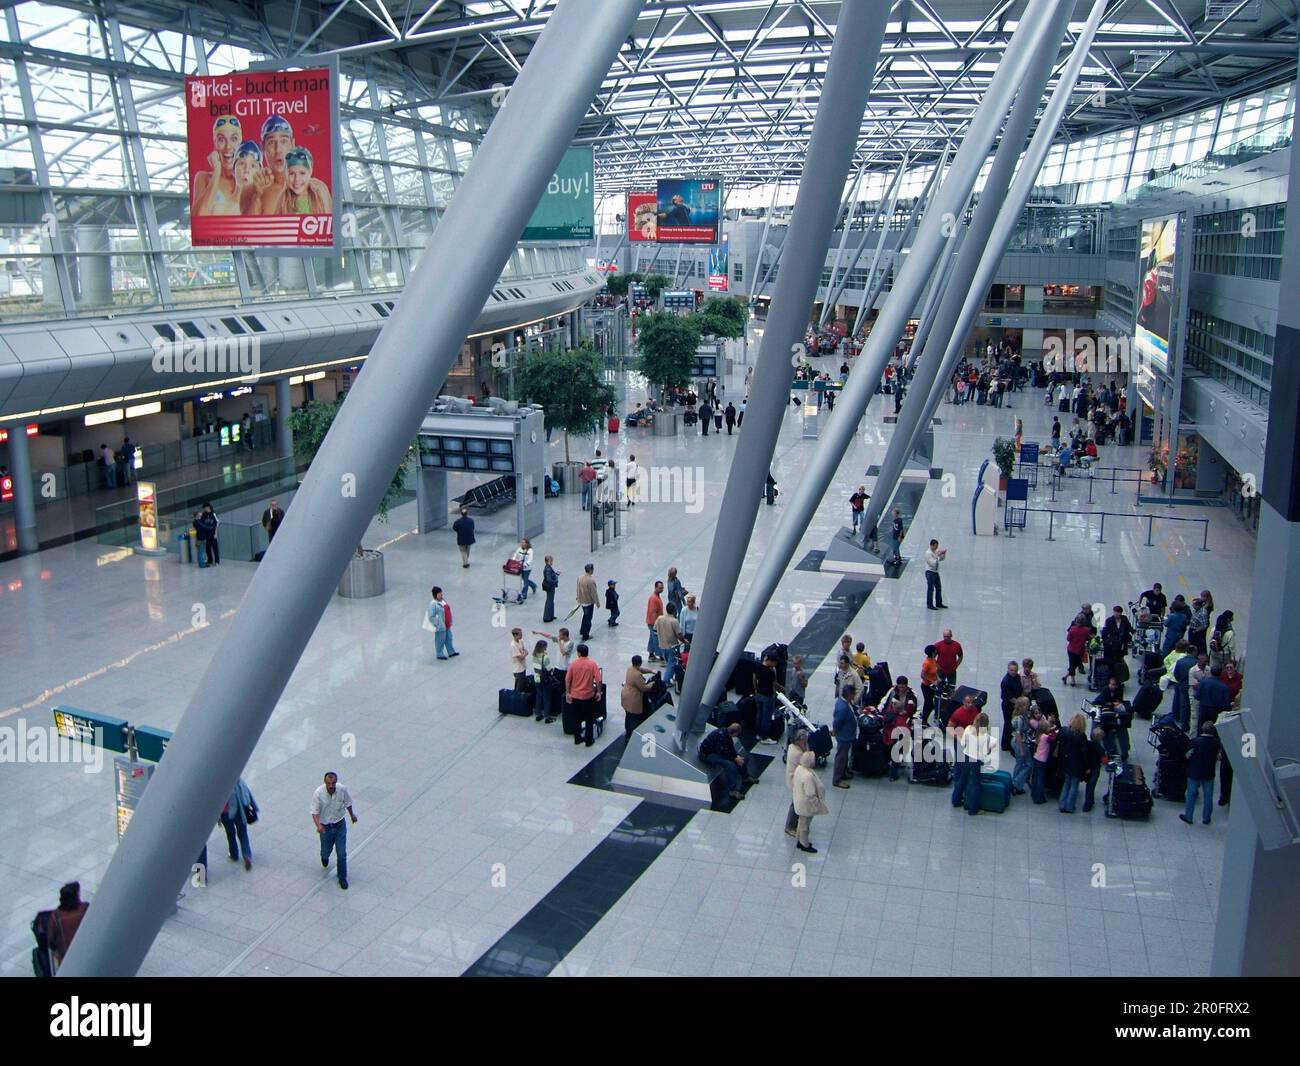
top-left (605, 579), bottom-right (620, 627)
top-left (272, 146), bottom-right (332, 214)
top-left (233, 140), bottom-right (266, 214)
top-left (1031, 712), bottom-right (1059, 804)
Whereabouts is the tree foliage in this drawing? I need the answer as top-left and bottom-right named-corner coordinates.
top-left (642, 273), bottom-right (671, 299)
top-left (604, 271), bottom-right (644, 297)
top-left (696, 295), bottom-right (748, 339)
top-left (515, 345), bottom-right (616, 462)
top-left (636, 312), bottom-right (700, 393)
top-left (288, 397), bottom-right (413, 525)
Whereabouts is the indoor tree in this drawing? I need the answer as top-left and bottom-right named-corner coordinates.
top-left (636, 311), bottom-right (701, 399)
top-left (604, 271), bottom-right (643, 298)
top-left (515, 344), bottom-right (616, 463)
top-left (289, 398), bottom-right (414, 556)
top-left (642, 273), bottom-right (671, 300)
top-left (696, 294), bottom-right (747, 340)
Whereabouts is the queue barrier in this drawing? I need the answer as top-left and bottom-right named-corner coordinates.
top-left (1009, 506), bottom-right (1211, 551)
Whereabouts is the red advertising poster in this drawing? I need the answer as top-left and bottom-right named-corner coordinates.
top-left (185, 68), bottom-right (336, 249)
top-left (627, 191), bottom-right (658, 242)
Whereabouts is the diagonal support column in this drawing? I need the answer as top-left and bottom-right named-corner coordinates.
top-left (670, 0), bottom-right (891, 747)
top-left (866, 0), bottom-right (1109, 538)
top-left (697, 0), bottom-right (1068, 712)
top-left (817, 159), bottom-right (867, 326)
top-left (58, 0), bottom-right (646, 978)
top-left (821, 153), bottom-right (908, 325)
top-left (904, 221), bottom-right (963, 375)
top-left (851, 146), bottom-right (949, 339)
top-left (859, 0), bottom-right (1075, 540)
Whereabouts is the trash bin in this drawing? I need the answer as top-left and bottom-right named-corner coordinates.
top-left (553, 461), bottom-right (584, 495)
top-left (176, 530), bottom-right (193, 565)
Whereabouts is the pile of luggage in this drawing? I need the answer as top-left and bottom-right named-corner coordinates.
top-left (1105, 764), bottom-right (1154, 819)
top-left (1149, 721), bottom-right (1191, 801)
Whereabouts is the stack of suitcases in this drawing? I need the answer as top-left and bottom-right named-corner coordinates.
top-left (1150, 722), bottom-right (1191, 800)
top-left (1106, 763), bottom-right (1154, 819)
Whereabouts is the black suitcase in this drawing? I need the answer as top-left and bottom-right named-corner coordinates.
top-left (644, 675), bottom-right (674, 715)
top-left (866, 661), bottom-right (892, 707)
top-left (1154, 757), bottom-right (1188, 800)
top-left (1107, 764), bottom-right (1153, 819)
top-left (1111, 658), bottom-right (1131, 685)
top-left (499, 688), bottom-right (532, 717)
top-left (708, 700), bottom-right (744, 729)
top-left (910, 757), bottom-right (951, 786)
top-left (1029, 686), bottom-right (1058, 720)
top-left (853, 739), bottom-right (891, 777)
top-left (1090, 659), bottom-right (1112, 693)
top-left (727, 652), bottom-right (761, 696)
top-left (1132, 684), bottom-right (1162, 720)
top-left (808, 725), bottom-right (833, 758)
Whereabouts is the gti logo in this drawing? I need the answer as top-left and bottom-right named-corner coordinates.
top-left (299, 214), bottom-right (332, 238)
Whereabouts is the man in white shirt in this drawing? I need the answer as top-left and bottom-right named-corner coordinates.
top-left (924, 538), bottom-right (948, 610)
top-left (311, 771), bottom-right (357, 890)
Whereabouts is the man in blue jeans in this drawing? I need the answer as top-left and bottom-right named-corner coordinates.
top-left (311, 771), bottom-right (358, 890)
top-left (698, 723), bottom-right (752, 800)
top-left (1181, 723), bottom-right (1220, 825)
top-left (950, 718), bottom-right (984, 815)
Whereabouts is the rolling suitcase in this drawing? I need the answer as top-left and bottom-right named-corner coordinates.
top-left (727, 652), bottom-right (761, 696)
top-left (1131, 683), bottom-right (1162, 720)
top-left (498, 688), bottom-right (532, 717)
top-left (709, 700), bottom-right (746, 729)
top-left (979, 770), bottom-right (1013, 813)
top-left (866, 661), bottom-right (892, 707)
top-left (1154, 756), bottom-right (1187, 801)
top-left (1106, 764), bottom-right (1153, 819)
top-left (1090, 659), bottom-right (1112, 693)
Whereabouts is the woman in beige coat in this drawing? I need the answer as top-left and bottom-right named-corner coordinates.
top-left (621, 654), bottom-right (656, 739)
top-left (783, 729), bottom-right (810, 838)
top-left (792, 750), bottom-right (829, 854)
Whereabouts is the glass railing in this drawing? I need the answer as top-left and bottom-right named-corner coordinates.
top-left (1112, 118), bottom-right (1294, 207)
top-left (95, 455), bottom-right (301, 550)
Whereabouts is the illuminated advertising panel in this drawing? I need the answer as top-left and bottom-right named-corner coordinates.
top-left (137, 481), bottom-right (158, 552)
top-left (654, 178), bottom-right (722, 243)
top-left (707, 240), bottom-right (729, 291)
top-left (627, 191), bottom-right (657, 242)
top-left (185, 65), bottom-right (338, 249)
top-left (1135, 214), bottom-right (1178, 372)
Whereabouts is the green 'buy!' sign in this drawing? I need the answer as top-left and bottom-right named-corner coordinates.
top-left (522, 146), bottom-right (594, 241)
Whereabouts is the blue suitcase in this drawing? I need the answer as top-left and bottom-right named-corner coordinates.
top-left (979, 770), bottom-right (1013, 813)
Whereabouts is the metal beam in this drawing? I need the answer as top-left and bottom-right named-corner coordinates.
top-left (57, 0), bottom-right (647, 978)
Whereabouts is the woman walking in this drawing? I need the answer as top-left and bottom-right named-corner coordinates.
top-left (513, 539), bottom-right (537, 601)
top-left (792, 750), bottom-right (828, 854)
top-left (1063, 614), bottom-right (1092, 686)
top-left (427, 587), bottom-right (457, 660)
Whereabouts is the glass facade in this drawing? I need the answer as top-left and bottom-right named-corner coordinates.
top-left (0, 3), bottom-right (513, 322)
top-left (1186, 309), bottom-right (1274, 407)
top-left (1192, 204), bottom-right (1286, 281)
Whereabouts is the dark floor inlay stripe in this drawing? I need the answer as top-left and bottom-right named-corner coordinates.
top-left (795, 550), bottom-right (827, 572)
top-left (786, 577), bottom-right (875, 679)
top-left (462, 799), bottom-right (695, 977)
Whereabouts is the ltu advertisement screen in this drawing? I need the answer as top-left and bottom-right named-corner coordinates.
top-left (654, 178), bottom-right (722, 243)
top-left (1135, 215), bottom-right (1178, 371)
top-left (185, 68), bottom-right (336, 248)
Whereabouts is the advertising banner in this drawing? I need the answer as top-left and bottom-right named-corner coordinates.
top-left (627, 191), bottom-right (657, 242)
top-left (522, 146), bottom-right (594, 241)
top-left (654, 177), bottom-right (722, 243)
top-left (185, 65), bottom-right (337, 249)
top-left (707, 241), bottom-right (729, 291)
top-left (136, 481), bottom-right (158, 552)
top-left (1135, 214), bottom-right (1178, 371)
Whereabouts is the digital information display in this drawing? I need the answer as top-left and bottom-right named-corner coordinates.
top-left (1135, 214), bottom-right (1178, 373)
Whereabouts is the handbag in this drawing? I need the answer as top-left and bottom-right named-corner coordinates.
top-left (421, 605), bottom-right (437, 632)
top-left (503, 558), bottom-right (523, 575)
top-left (243, 803), bottom-right (258, 825)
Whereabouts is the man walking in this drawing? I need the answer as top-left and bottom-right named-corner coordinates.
top-left (565, 643), bottom-right (603, 747)
top-left (311, 771), bottom-right (357, 890)
top-left (849, 485), bottom-right (866, 535)
top-left (576, 562), bottom-right (599, 641)
top-left (261, 498), bottom-right (285, 543)
top-left (887, 507), bottom-right (905, 566)
top-left (724, 402), bottom-right (737, 434)
top-left (452, 508), bottom-right (475, 567)
top-left (924, 538), bottom-right (947, 609)
top-left (646, 579), bottom-right (665, 662)
top-left (655, 602), bottom-right (684, 690)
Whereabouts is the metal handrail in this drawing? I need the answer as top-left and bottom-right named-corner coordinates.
top-left (1014, 505), bottom-right (1210, 551)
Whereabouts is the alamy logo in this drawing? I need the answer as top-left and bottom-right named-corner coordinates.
top-left (50, 998), bottom-right (151, 1046)
top-left (0, 721), bottom-right (103, 773)
top-left (151, 336), bottom-right (260, 382)
top-left (622, 462), bottom-right (705, 513)
top-left (1043, 329), bottom-right (1137, 375)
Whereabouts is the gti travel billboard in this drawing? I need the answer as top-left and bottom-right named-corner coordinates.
top-left (1135, 214), bottom-right (1178, 372)
top-left (522, 146), bottom-right (594, 241)
top-left (654, 178), bottom-right (722, 243)
top-left (185, 65), bottom-right (338, 249)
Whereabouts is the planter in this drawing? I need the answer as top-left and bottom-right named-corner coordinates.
top-left (653, 411), bottom-right (680, 437)
top-left (553, 460), bottom-right (584, 495)
top-left (338, 549), bottom-right (385, 599)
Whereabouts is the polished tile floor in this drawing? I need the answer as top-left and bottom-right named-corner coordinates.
top-left (0, 354), bottom-right (1253, 977)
